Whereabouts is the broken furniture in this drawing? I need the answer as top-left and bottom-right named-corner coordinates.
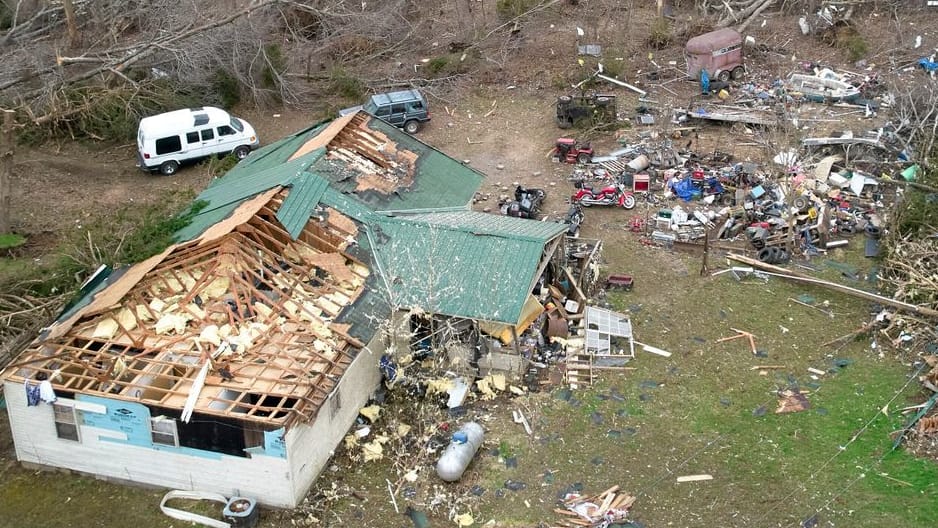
top-left (564, 306), bottom-right (636, 389)
top-left (605, 274), bottom-right (634, 291)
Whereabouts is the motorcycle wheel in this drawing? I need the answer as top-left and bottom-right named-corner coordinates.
top-left (622, 194), bottom-right (637, 210)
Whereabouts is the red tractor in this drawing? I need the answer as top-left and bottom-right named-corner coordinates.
top-left (552, 138), bottom-right (593, 164)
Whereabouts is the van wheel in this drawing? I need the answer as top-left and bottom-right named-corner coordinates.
top-left (731, 66), bottom-right (745, 80)
top-left (717, 70), bottom-right (730, 82)
top-left (404, 120), bottom-right (420, 134)
top-left (159, 161), bottom-right (179, 176)
top-left (234, 146), bottom-right (251, 160)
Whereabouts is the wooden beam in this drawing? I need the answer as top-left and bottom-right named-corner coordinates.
top-left (726, 253), bottom-right (938, 319)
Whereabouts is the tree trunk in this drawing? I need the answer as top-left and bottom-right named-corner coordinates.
top-left (0, 110), bottom-right (14, 234)
top-left (63, 0), bottom-right (80, 48)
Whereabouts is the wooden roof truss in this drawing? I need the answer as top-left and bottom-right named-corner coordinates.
top-left (7, 189), bottom-right (369, 428)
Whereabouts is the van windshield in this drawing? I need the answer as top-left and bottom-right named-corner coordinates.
top-left (230, 117), bottom-right (244, 132)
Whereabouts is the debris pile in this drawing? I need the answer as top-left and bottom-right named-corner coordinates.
top-left (551, 485), bottom-right (636, 528)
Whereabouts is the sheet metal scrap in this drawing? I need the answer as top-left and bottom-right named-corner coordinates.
top-left (551, 485), bottom-right (636, 528)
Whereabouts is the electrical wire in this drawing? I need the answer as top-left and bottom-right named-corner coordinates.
top-left (753, 361), bottom-right (928, 528)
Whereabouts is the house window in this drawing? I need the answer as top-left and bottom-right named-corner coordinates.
top-left (52, 403), bottom-right (79, 442)
top-left (151, 416), bottom-right (179, 447)
top-left (329, 388), bottom-right (341, 420)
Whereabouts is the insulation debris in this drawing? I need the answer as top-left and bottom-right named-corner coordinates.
top-left (359, 404), bottom-right (382, 423)
top-left (155, 313), bottom-right (189, 335)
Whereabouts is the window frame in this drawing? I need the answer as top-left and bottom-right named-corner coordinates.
top-left (150, 416), bottom-right (180, 447)
top-left (52, 402), bottom-right (80, 442)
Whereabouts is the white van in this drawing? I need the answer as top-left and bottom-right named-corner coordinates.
top-left (137, 107), bottom-right (259, 175)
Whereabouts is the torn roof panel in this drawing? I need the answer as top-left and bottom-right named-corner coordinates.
top-left (176, 150), bottom-right (327, 242)
top-left (276, 174), bottom-right (330, 240)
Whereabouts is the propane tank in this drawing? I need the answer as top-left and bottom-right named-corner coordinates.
top-left (436, 422), bottom-right (484, 482)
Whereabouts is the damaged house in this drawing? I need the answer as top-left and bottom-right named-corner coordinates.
top-left (1, 111), bottom-right (580, 506)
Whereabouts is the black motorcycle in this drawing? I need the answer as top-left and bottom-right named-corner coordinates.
top-left (503, 185), bottom-right (546, 219)
top-left (563, 203), bottom-right (584, 237)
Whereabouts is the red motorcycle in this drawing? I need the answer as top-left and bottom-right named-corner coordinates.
top-left (571, 180), bottom-right (636, 209)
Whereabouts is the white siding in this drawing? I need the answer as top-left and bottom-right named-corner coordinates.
top-left (4, 381), bottom-right (294, 507)
top-left (285, 335), bottom-right (383, 504)
top-left (3, 333), bottom-right (384, 508)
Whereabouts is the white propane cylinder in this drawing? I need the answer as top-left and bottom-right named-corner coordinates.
top-left (436, 422), bottom-right (485, 482)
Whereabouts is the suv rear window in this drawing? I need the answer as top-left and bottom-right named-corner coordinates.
top-left (155, 136), bottom-right (182, 155)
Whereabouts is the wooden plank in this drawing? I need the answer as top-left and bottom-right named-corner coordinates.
top-left (676, 474), bottom-right (713, 482)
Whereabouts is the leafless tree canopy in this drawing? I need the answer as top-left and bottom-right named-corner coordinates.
top-left (0, 0), bottom-right (563, 132)
top-left (0, 0), bottom-right (494, 132)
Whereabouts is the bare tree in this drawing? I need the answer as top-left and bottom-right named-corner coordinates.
top-left (889, 81), bottom-right (938, 169)
top-left (0, 110), bottom-right (13, 234)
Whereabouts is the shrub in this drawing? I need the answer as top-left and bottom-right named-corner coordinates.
top-left (427, 56), bottom-right (450, 76)
top-left (329, 68), bottom-right (365, 100)
top-left (261, 43), bottom-right (287, 90)
top-left (0, 2), bottom-right (12, 30)
top-left (211, 69), bottom-right (242, 109)
top-left (202, 154), bottom-right (239, 177)
top-left (646, 18), bottom-right (672, 49)
top-left (496, 0), bottom-right (536, 19)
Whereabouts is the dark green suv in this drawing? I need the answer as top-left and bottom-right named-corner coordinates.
top-left (341, 89), bottom-right (430, 133)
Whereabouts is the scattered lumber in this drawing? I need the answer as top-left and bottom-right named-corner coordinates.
top-left (554, 486), bottom-right (636, 527)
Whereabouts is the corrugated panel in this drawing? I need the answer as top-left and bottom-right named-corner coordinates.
top-left (371, 217), bottom-right (548, 324)
top-left (319, 188), bottom-right (377, 224)
top-left (276, 174), bottom-right (330, 240)
top-left (218, 121), bottom-right (329, 182)
top-left (398, 210), bottom-right (568, 242)
top-left (177, 149), bottom-right (326, 241)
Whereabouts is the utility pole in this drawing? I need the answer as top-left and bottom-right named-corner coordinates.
top-left (0, 110), bottom-right (14, 234)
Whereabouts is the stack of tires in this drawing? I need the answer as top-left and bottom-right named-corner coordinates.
top-left (757, 246), bottom-right (790, 264)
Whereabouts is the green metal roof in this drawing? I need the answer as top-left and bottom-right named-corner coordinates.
top-left (395, 210), bottom-right (570, 242)
top-left (174, 148), bottom-right (327, 242)
top-left (217, 121), bottom-right (329, 181)
top-left (368, 212), bottom-right (566, 324)
top-left (310, 117), bottom-right (484, 212)
top-left (277, 174), bottom-right (330, 240)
